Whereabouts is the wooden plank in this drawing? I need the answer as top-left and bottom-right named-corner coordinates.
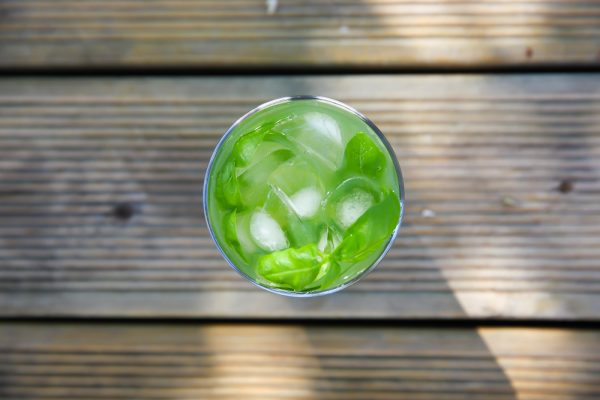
top-left (1, 75), bottom-right (600, 318)
top-left (0, 323), bottom-right (599, 399)
top-left (0, 0), bottom-right (599, 68)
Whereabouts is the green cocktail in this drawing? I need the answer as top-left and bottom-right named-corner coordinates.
top-left (204, 97), bottom-right (403, 296)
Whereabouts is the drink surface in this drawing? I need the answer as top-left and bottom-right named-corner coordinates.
top-left (206, 98), bottom-right (402, 294)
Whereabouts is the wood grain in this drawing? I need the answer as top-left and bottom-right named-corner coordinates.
top-left (1, 323), bottom-right (599, 399)
top-left (0, 0), bottom-right (599, 68)
top-left (1, 75), bottom-right (600, 318)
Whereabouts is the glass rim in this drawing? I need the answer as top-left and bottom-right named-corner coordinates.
top-left (203, 95), bottom-right (405, 297)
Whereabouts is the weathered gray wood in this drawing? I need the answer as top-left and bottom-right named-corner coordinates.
top-left (1, 323), bottom-right (599, 399)
top-left (1, 75), bottom-right (600, 318)
top-left (0, 0), bottom-right (599, 68)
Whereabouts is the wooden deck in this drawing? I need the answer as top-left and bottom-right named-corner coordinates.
top-left (1, 0), bottom-right (600, 68)
top-left (2, 323), bottom-right (600, 400)
top-left (1, 1), bottom-right (600, 399)
top-left (1, 75), bottom-right (600, 319)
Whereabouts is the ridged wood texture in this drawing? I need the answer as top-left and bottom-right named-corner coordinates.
top-left (1, 75), bottom-right (599, 318)
top-left (1, 323), bottom-right (599, 399)
top-left (1, 0), bottom-right (600, 68)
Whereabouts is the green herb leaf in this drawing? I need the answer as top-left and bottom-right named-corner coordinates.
top-left (333, 192), bottom-right (400, 263)
top-left (319, 258), bottom-right (341, 290)
top-left (223, 210), bottom-right (246, 261)
top-left (257, 244), bottom-right (323, 291)
top-left (300, 257), bottom-right (340, 292)
top-left (343, 132), bottom-right (386, 176)
top-left (223, 210), bottom-right (238, 245)
top-left (233, 122), bottom-right (274, 166)
top-left (215, 158), bottom-right (241, 207)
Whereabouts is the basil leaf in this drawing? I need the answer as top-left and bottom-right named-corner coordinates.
top-left (223, 210), bottom-right (247, 261)
top-left (257, 244), bottom-right (323, 291)
top-left (215, 158), bottom-right (241, 207)
top-left (343, 132), bottom-right (386, 176)
top-left (333, 192), bottom-right (400, 263)
top-left (234, 121), bottom-right (280, 165)
top-left (319, 258), bottom-right (341, 290)
top-left (223, 210), bottom-right (238, 245)
top-left (300, 257), bottom-right (340, 292)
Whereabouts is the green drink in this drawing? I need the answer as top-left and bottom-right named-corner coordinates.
top-left (204, 97), bottom-right (403, 296)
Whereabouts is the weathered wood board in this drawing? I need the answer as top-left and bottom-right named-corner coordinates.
top-left (1, 0), bottom-right (600, 68)
top-left (1, 75), bottom-right (599, 318)
top-left (1, 323), bottom-right (599, 399)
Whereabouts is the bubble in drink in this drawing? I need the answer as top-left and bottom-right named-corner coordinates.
top-left (205, 97), bottom-right (403, 295)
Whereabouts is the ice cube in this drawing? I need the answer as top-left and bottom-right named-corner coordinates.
top-left (235, 211), bottom-right (259, 257)
top-left (269, 159), bottom-right (322, 195)
top-left (324, 177), bottom-right (380, 230)
top-left (237, 149), bottom-right (293, 207)
top-left (289, 187), bottom-right (322, 219)
top-left (317, 226), bottom-right (342, 253)
top-left (337, 189), bottom-right (374, 228)
top-left (250, 210), bottom-right (289, 252)
top-left (317, 228), bottom-right (328, 252)
top-left (274, 112), bottom-right (344, 171)
top-left (304, 112), bottom-right (342, 146)
top-left (268, 159), bottom-right (324, 219)
top-left (264, 187), bottom-right (319, 247)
